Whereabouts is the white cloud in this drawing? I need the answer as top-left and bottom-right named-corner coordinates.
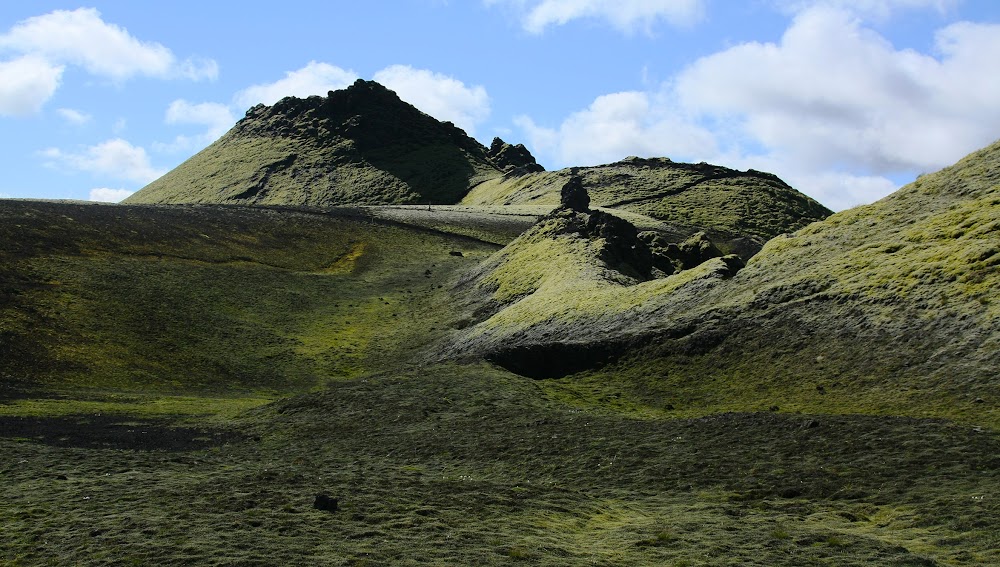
top-left (166, 100), bottom-right (234, 131)
top-left (793, 171), bottom-right (899, 210)
top-left (0, 8), bottom-right (217, 81)
top-left (42, 138), bottom-right (165, 184)
top-left (89, 187), bottom-right (134, 202)
top-left (516, 6), bottom-right (1000, 211)
top-left (490, 0), bottom-right (705, 33)
top-left (156, 99), bottom-right (236, 152)
top-left (714, 151), bottom-right (901, 211)
top-left (234, 61), bottom-right (357, 108)
top-left (776, 0), bottom-right (957, 20)
top-left (56, 107), bottom-right (91, 125)
top-left (373, 65), bottom-right (491, 136)
top-left (514, 91), bottom-right (716, 167)
top-left (676, 7), bottom-right (1000, 175)
top-left (0, 55), bottom-right (63, 116)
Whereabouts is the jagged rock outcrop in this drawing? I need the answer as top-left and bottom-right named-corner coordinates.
top-left (444, 178), bottom-right (746, 376)
top-left (532, 177), bottom-right (740, 283)
top-left (487, 137), bottom-right (544, 175)
top-left (559, 175), bottom-right (590, 212)
top-left (639, 230), bottom-right (729, 275)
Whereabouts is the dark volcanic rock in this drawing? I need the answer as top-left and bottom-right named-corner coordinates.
top-left (313, 493), bottom-right (339, 513)
top-left (677, 232), bottom-right (724, 269)
top-left (540, 180), bottom-right (739, 282)
top-left (586, 209), bottom-right (652, 277)
top-left (559, 176), bottom-right (590, 212)
top-left (487, 137), bottom-right (544, 174)
top-left (638, 230), bottom-right (731, 274)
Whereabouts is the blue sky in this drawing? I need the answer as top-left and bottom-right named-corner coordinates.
top-left (1, 1), bottom-right (999, 210)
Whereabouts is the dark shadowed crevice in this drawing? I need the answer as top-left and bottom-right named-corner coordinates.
top-left (486, 341), bottom-right (623, 379)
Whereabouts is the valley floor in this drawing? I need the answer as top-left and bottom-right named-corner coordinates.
top-left (2, 364), bottom-right (997, 566)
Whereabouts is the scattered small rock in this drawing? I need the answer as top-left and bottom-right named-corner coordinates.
top-left (449, 251), bottom-right (463, 257)
top-left (313, 493), bottom-right (338, 513)
top-left (778, 487), bottom-right (802, 498)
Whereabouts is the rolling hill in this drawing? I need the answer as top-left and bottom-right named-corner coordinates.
top-left (463, 157), bottom-right (831, 256)
top-left (124, 80), bottom-right (503, 207)
top-left (447, 138), bottom-right (1000, 427)
top-left (125, 80), bottom-right (830, 259)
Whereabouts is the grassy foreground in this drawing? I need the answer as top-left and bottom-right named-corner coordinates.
top-left (1, 364), bottom-right (997, 565)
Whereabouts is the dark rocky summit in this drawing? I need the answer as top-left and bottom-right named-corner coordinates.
top-left (487, 137), bottom-right (545, 174)
top-left (126, 80), bottom-right (505, 207)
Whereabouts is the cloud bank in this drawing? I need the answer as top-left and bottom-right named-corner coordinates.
top-left (490, 0), bottom-right (706, 34)
top-left (89, 187), bottom-right (134, 202)
top-left (374, 65), bottom-right (490, 136)
top-left (0, 8), bottom-right (216, 116)
top-left (42, 138), bottom-right (166, 184)
top-left (515, 5), bottom-right (1000, 210)
top-left (234, 61), bottom-right (358, 108)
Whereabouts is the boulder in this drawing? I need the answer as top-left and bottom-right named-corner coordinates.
top-left (313, 493), bottom-right (338, 513)
top-left (559, 176), bottom-right (590, 212)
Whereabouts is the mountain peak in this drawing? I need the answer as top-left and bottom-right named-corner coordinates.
top-left (126, 80), bottom-right (503, 207)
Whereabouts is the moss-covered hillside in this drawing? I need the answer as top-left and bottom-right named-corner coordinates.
top-left (463, 157), bottom-right (831, 255)
top-left (449, 139), bottom-right (1000, 427)
top-left (125, 80), bottom-right (502, 207)
top-left (123, 80), bottom-right (829, 256)
top-left (0, 201), bottom-right (498, 397)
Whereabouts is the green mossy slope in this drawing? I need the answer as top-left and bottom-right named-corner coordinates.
top-left (1, 136), bottom-right (998, 565)
top-left (125, 80), bottom-right (501, 207)
top-left (449, 140), bottom-right (1000, 427)
top-left (463, 157), bottom-right (831, 255)
top-left (0, 201), bottom-right (497, 397)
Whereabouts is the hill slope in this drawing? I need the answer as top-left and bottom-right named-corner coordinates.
top-left (448, 139), bottom-right (1000, 425)
top-left (124, 79), bottom-right (829, 259)
top-left (463, 157), bottom-right (831, 256)
top-left (1, 140), bottom-right (998, 565)
top-left (0, 201), bottom-right (498, 397)
top-left (125, 80), bottom-right (502, 207)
